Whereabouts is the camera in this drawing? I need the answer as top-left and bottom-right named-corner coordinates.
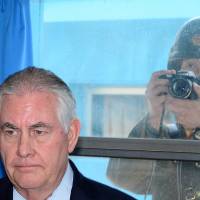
top-left (159, 70), bottom-right (200, 100)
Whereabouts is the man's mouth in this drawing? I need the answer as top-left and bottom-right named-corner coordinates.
top-left (15, 165), bottom-right (40, 172)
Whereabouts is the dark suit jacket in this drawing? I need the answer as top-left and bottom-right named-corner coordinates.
top-left (0, 160), bottom-right (136, 200)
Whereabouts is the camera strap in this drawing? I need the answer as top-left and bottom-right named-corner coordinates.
top-left (159, 102), bottom-right (167, 138)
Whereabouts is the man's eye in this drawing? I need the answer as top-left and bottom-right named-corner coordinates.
top-left (33, 130), bottom-right (47, 136)
top-left (3, 129), bottom-right (17, 136)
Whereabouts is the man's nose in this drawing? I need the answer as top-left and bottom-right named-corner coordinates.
top-left (17, 133), bottom-right (34, 158)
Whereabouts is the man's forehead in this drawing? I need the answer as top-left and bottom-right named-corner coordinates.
top-left (1, 91), bottom-right (57, 102)
top-left (0, 92), bottom-right (59, 119)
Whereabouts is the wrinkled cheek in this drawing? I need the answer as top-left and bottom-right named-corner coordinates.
top-left (12, 168), bottom-right (47, 189)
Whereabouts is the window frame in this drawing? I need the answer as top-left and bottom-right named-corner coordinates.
top-left (72, 137), bottom-right (200, 161)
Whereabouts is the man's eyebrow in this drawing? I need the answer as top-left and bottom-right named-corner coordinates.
top-left (0, 122), bottom-right (18, 130)
top-left (29, 122), bottom-right (52, 129)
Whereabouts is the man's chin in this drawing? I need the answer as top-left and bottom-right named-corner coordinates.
top-left (13, 170), bottom-right (45, 189)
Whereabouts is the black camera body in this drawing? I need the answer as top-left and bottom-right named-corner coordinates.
top-left (159, 70), bottom-right (200, 100)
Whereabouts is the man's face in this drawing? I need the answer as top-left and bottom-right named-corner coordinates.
top-left (181, 58), bottom-right (200, 76)
top-left (0, 91), bottom-right (79, 193)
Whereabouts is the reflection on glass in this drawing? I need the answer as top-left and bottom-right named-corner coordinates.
top-left (70, 156), bottom-right (144, 200)
top-left (107, 158), bottom-right (200, 200)
top-left (30, 1), bottom-right (200, 137)
top-left (108, 16), bottom-right (200, 200)
top-left (129, 17), bottom-right (200, 141)
top-left (71, 156), bottom-right (200, 200)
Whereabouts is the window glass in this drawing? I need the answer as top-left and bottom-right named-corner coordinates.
top-left (29, 2), bottom-right (200, 200)
top-left (70, 156), bottom-right (142, 199)
top-left (30, 0), bottom-right (200, 138)
top-left (71, 156), bottom-right (200, 200)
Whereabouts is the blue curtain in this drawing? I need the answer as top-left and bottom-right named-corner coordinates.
top-left (0, 0), bottom-right (33, 177)
top-left (0, 0), bottom-right (33, 82)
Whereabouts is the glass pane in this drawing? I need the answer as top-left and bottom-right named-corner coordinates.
top-left (70, 156), bottom-right (141, 199)
top-left (107, 157), bottom-right (200, 200)
top-left (30, 0), bottom-right (200, 138)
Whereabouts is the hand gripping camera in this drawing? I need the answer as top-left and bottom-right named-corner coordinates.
top-left (159, 70), bottom-right (200, 100)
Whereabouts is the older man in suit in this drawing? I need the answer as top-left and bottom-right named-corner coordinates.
top-left (0, 67), bottom-right (136, 200)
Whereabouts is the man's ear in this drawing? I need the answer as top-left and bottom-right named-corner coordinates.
top-left (67, 119), bottom-right (80, 153)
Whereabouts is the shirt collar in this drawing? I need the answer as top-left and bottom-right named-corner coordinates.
top-left (13, 162), bottom-right (74, 200)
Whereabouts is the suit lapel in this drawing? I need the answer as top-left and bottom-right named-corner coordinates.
top-left (69, 160), bottom-right (91, 200)
top-left (0, 176), bottom-right (13, 200)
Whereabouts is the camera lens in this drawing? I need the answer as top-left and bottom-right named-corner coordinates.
top-left (170, 78), bottom-right (192, 98)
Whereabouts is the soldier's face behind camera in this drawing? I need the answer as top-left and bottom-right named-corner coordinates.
top-left (181, 58), bottom-right (200, 76)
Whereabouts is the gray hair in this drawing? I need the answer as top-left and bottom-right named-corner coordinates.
top-left (0, 66), bottom-right (76, 132)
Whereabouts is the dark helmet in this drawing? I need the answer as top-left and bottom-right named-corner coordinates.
top-left (167, 17), bottom-right (200, 70)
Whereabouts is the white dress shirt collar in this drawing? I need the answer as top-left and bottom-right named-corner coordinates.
top-left (13, 162), bottom-right (74, 200)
